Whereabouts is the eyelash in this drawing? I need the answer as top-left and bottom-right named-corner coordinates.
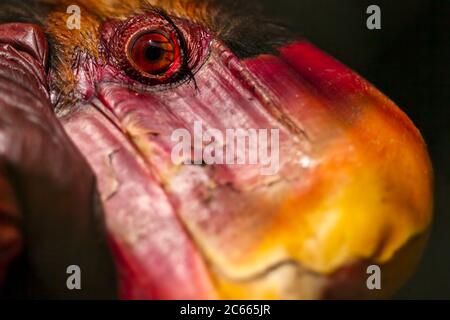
top-left (156, 9), bottom-right (197, 86)
top-left (139, 9), bottom-right (193, 86)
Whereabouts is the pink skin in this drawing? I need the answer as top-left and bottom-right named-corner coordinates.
top-left (60, 36), bottom-right (340, 299)
top-left (57, 12), bottom-right (426, 298)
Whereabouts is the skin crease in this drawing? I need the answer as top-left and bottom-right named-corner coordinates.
top-left (0, 0), bottom-right (433, 299)
top-left (0, 23), bottom-right (117, 298)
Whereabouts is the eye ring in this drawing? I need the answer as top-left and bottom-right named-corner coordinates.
top-left (125, 29), bottom-right (183, 81)
top-left (102, 12), bottom-right (212, 88)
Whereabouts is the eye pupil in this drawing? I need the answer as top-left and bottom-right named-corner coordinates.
top-left (127, 31), bottom-right (181, 79)
top-left (145, 43), bottom-right (163, 61)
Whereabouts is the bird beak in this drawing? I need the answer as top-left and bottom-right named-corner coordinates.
top-left (62, 40), bottom-right (433, 299)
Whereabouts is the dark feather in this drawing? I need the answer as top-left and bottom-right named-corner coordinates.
top-left (191, 0), bottom-right (297, 58)
top-left (1, 0), bottom-right (297, 58)
top-left (0, 0), bottom-right (51, 25)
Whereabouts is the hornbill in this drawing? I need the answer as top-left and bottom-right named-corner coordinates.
top-left (0, 0), bottom-right (433, 299)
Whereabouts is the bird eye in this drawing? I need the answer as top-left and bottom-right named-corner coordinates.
top-left (127, 31), bottom-right (182, 78)
top-left (103, 12), bottom-right (211, 87)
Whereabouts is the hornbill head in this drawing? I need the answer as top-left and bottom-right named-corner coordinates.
top-left (0, 0), bottom-right (433, 299)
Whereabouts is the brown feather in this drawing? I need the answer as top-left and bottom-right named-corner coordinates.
top-left (1, 0), bottom-right (295, 109)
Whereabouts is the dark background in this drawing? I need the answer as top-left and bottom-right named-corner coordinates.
top-left (0, 0), bottom-right (447, 300)
top-left (259, 0), bottom-right (450, 299)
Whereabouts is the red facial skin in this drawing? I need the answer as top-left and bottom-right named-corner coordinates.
top-left (57, 12), bottom-right (432, 299)
top-left (0, 23), bottom-right (116, 298)
top-left (0, 9), bottom-right (432, 299)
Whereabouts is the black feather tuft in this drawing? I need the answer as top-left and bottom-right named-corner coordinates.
top-left (202, 0), bottom-right (298, 58)
top-left (0, 0), bottom-right (52, 25)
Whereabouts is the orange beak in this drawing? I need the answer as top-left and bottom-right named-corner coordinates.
top-left (205, 42), bottom-right (434, 299)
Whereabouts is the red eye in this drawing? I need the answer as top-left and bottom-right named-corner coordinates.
top-left (127, 31), bottom-right (182, 78)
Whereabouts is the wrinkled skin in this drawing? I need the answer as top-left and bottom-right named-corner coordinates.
top-left (0, 23), bottom-right (116, 298)
top-left (0, 1), bottom-right (433, 299)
